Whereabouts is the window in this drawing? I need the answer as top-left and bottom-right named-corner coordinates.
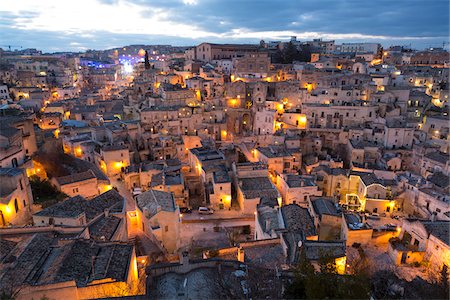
top-left (219, 186), bottom-right (222, 191)
top-left (165, 225), bottom-right (169, 232)
top-left (14, 198), bottom-right (19, 213)
top-left (19, 180), bottom-right (23, 190)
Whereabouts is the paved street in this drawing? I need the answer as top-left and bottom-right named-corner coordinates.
top-left (110, 176), bottom-right (135, 212)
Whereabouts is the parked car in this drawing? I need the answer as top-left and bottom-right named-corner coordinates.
top-left (180, 207), bottom-right (192, 214)
top-left (198, 207), bottom-right (214, 214)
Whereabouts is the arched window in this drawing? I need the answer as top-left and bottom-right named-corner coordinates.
top-left (11, 158), bottom-right (18, 168)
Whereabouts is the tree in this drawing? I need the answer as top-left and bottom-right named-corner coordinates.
top-left (284, 250), bottom-right (370, 299)
top-left (283, 249), bottom-right (313, 299)
top-left (29, 175), bottom-right (68, 208)
top-left (144, 50), bottom-right (150, 70)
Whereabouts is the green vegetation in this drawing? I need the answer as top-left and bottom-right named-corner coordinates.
top-left (284, 250), bottom-right (371, 299)
top-left (272, 42), bottom-right (312, 64)
top-left (29, 175), bottom-right (68, 208)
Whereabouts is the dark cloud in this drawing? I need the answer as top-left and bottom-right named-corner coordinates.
top-left (0, 0), bottom-right (448, 51)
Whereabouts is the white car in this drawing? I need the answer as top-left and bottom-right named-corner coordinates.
top-left (198, 207), bottom-right (214, 214)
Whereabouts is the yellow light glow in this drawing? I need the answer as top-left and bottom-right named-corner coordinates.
top-left (100, 161), bottom-right (107, 173)
top-left (53, 129), bottom-right (60, 139)
top-left (114, 161), bottom-right (124, 169)
top-left (298, 115), bottom-right (307, 129)
top-left (5, 206), bottom-right (11, 214)
top-left (154, 82), bottom-right (161, 89)
top-left (305, 83), bottom-right (313, 92)
top-left (75, 147), bottom-right (83, 156)
top-left (275, 122), bottom-right (283, 130)
top-left (138, 48), bottom-right (146, 56)
top-left (276, 103), bottom-right (284, 113)
top-left (371, 59), bottom-right (382, 65)
top-left (196, 90), bottom-right (201, 100)
top-left (277, 196), bottom-right (282, 207)
top-left (106, 185), bottom-right (113, 191)
top-left (335, 256), bottom-right (346, 275)
top-left (221, 130), bottom-right (227, 137)
top-left (230, 75), bottom-right (235, 82)
top-left (228, 98), bottom-right (239, 107)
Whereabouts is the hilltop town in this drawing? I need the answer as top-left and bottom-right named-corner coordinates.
top-left (0, 39), bottom-right (449, 299)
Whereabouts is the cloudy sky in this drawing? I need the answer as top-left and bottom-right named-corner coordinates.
top-left (1, 0), bottom-right (448, 52)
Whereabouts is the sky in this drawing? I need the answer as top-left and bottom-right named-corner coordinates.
top-left (1, 0), bottom-right (449, 52)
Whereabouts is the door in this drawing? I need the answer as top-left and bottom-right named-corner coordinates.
top-left (401, 252), bottom-right (407, 264)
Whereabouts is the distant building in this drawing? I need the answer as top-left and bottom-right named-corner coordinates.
top-left (0, 168), bottom-right (33, 226)
top-left (336, 43), bottom-right (381, 54)
top-left (135, 189), bottom-right (180, 253)
top-left (193, 43), bottom-right (260, 62)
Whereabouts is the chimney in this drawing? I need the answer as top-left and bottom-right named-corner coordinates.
top-left (162, 172), bottom-right (166, 186)
top-left (104, 208), bottom-right (110, 218)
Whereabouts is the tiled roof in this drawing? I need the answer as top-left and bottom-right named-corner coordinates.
top-left (422, 221), bottom-right (450, 246)
top-left (303, 240), bottom-right (346, 260)
top-left (281, 204), bottom-right (316, 237)
top-left (136, 189), bottom-right (176, 218)
top-left (424, 151), bottom-right (449, 165)
top-left (55, 170), bottom-right (96, 186)
top-left (239, 177), bottom-right (279, 200)
top-left (310, 197), bottom-right (341, 217)
top-left (34, 189), bottom-right (123, 221)
top-left (257, 205), bottom-right (280, 233)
